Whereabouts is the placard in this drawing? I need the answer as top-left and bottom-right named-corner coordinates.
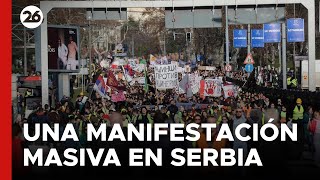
top-left (154, 64), bottom-right (178, 89)
top-left (204, 79), bottom-right (222, 97)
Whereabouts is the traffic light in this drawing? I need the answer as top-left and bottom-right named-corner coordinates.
top-left (186, 32), bottom-right (192, 42)
top-left (173, 32), bottom-right (176, 40)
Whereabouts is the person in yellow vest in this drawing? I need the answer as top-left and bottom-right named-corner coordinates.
top-left (261, 111), bottom-right (266, 126)
top-left (292, 98), bottom-right (304, 159)
top-left (291, 78), bottom-right (298, 89)
top-left (287, 77), bottom-right (292, 89)
top-left (121, 109), bottom-right (132, 127)
top-left (25, 88), bottom-right (33, 98)
top-left (280, 106), bottom-right (287, 123)
top-left (131, 109), bottom-right (139, 126)
top-left (207, 105), bottom-right (214, 116)
top-left (293, 98), bottom-right (304, 122)
top-left (136, 107), bottom-right (154, 126)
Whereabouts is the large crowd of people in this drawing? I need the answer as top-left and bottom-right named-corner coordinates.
top-left (13, 55), bottom-right (320, 179)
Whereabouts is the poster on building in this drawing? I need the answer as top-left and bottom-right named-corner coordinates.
top-left (48, 25), bottom-right (80, 72)
top-left (204, 79), bottom-right (222, 97)
top-left (154, 64), bottom-right (178, 89)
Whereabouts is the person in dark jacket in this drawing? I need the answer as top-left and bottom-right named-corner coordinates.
top-left (168, 100), bottom-right (178, 120)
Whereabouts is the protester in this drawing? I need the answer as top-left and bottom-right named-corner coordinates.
top-left (309, 110), bottom-right (320, 166)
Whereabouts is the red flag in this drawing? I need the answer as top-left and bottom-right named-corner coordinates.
top-left (106, 70), bottom-right (119, 87)
top-left (199, 80), bottom-right (205, 99)
top-left (106, 70), bottom-right (126, 92)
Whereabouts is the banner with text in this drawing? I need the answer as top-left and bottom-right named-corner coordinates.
top-left (154, 64), bottom-right (178, 89)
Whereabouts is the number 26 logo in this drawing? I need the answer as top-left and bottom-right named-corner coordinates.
top-left (23, 10), bottom-right (41, 23)
top-left (20, 6), bottom-right (43, 29)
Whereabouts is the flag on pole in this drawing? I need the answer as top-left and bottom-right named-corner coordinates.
top-left (93, 75), bottom-right (110, 99)
top-left (106, 69), bottom-right (126, 92)
top-left (106, 70), bottom-right (119, 87)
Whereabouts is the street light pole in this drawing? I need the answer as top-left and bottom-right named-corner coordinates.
top-left (24, 27), bottom-right (27, 75)
top-left (88, 20), bottom-right (92, 82)
top-left (225, 6), bottom-right (230, 77)
top-left (247, 24), bottom-right (251, 55)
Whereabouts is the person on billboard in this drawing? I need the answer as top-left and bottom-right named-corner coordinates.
top-left (57, 39), bottom-right (68, 69)
top-left (67, 36), bottom-right (78, 70)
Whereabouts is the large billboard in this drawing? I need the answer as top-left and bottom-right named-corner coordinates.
top-left (48, 25), bottom-right (80, 72)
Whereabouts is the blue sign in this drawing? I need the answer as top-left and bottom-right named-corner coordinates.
top-left (263, 23), bottom-right (281, 43)
top-left (287, 18), bottom-right (305, 42)
top-left (233, 29), bottom-right (247, 48)
top-left (245, 64), bottom-right (254, 73)
top-left (251, 29), bottom-right (264, 48)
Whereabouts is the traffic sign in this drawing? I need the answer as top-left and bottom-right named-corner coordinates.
top-left (225, 64), bottom-right (232, 72)
top-left (243, 53), bottom-right (255, 64)
top-left (245, 64), bottom-right (254, 73)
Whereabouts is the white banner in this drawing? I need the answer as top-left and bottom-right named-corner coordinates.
top-left (133, 64), bottom-right (145, 72)
top-left (198, 66), bottom-right (217, 71)
top-left (189, 73), bottom-right (201, 94)
top-left (204, 79), bottom-right (222, 97)
top-left (129, 77), bottom-right (145, 86)
top-left (179, 74), bottom-right (192, 97)
top-left (223, 84), bottom-right (236, 98)
top-left (154, 64), bottom-right (178, 89)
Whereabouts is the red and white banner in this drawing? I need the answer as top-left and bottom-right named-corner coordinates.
top-left (223, 84), bottom-right (237, 98)
top-left (204, 79), bottom-right (222, 97)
